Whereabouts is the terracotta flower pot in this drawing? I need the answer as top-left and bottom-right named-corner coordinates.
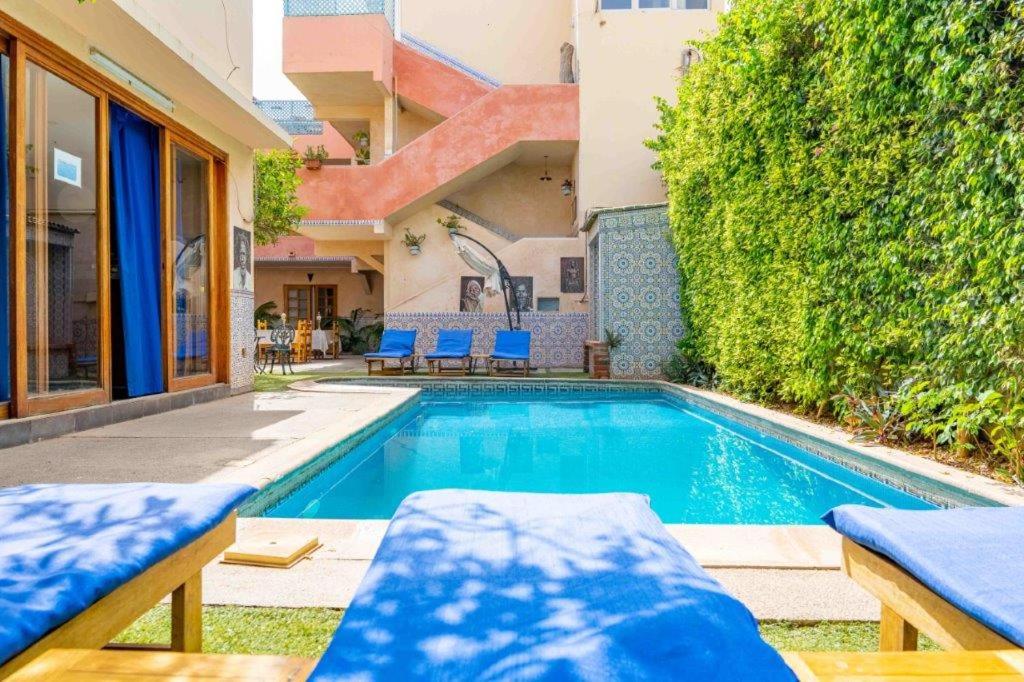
top-left (304, 159), bottom-right (322, 171)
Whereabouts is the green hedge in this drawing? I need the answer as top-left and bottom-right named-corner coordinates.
top-left (651, 0), bottom-right (1024, 475)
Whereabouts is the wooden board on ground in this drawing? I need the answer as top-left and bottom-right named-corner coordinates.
top-left (783, 650), bottom-right (1024, 681)
top-left (221, 533), bottom-right (320, 569)
top-left (8, 649), bottom-right (316, 681)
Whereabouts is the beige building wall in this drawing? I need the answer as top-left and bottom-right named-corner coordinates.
top-left (254, 268), bottom-right (385, 319)
top-left (400, 0), bottom-right (572, 85)
top-left (385, 205), bottom-right (586, 314)
top-left (445, 163), bottom-right (574, 238)
top-left (133, 0), bottom-right (254, 98)
top-left (574, 2), bottom-right (723, 216)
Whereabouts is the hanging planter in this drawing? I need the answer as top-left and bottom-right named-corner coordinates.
top-left (437, 214), bottom-right (464, 235)
top-left (403, 228), bottom-right (426, 255)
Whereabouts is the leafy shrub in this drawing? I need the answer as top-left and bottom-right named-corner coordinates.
top-left (650, 0), bottom-right (1024, 475)
top-left (663, 340), bottom-right (718, 389)
top-left (254, 150), bottom-right (308, 246)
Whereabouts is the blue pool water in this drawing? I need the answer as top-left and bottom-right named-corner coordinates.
top-left (264, 391), bottom-right (936, 524)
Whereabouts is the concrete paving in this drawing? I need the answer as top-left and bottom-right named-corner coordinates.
top-left (0, 380), bottom-right (877, 621)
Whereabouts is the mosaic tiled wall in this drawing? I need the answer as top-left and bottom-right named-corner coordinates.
top-left (591, 207), bottom-right (684, 378)
top-left (383, 312), bottom-right (589, 368)
top-left (230, 289), bottom-right (255, 393)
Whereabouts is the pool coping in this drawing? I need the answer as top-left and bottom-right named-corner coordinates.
top-left (286, 376), bottom-right (1024, 510)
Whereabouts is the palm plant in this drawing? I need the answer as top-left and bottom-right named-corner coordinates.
top-left (334, 308), bottom-right (385, 354)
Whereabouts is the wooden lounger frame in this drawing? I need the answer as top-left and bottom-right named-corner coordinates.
top-left (487, 358), bottom-right (530, 377)
top-left (0, 513), bottom-right (238, 678)
top-left (366, 355), bottom-right (416, 376)
top-left (841, 537), bottom-right (1016, 652)
top-left (426, 356), bottom-right (472, 376)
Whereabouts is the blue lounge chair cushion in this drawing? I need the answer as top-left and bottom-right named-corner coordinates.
top-left (425, 329), bottom-right (473, 360)
top-left (490, 329), bottom-right (531, 361)
top-left (823, 504), bottom-right (1024, 647)
top-left (365, 329), bottom-right (416, 359)
top-left (0, 483), bottom-right (255, 665)
top-left (310, 490), bottom-right (794, 681)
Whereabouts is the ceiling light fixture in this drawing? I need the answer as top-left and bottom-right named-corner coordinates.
top-left (540, 155), bottom-right (553, 182)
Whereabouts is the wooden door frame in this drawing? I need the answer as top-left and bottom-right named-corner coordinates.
top-left (283, 284), bottom-right (337, 325)
top-left (164, 134), bottom-right (224, 393)
top-left (11, 47), bottom-right (111, 417)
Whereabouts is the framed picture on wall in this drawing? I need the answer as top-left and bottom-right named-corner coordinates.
top-left (233, 226), bottom-right (252, 291)
top-left (561, 257), bottom-right (584, 293)
top-left (537, 297), bottom-right (560, 312)
top-left (460, 276), bottom-right (485, 312)
top-left (511, 277), bottom-right (534, 312)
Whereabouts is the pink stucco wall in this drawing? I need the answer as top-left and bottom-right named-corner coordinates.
top-left (255, 235), bottom-right (316, 259)
top-left (394, 42), bottom-right (493, 119)
top-left (297, 85), bottom-right (579, 222)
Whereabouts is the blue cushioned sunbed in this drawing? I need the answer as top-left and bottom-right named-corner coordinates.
top-left (0, 483), bottom-right (254, 666)
top-left (364, 329), bottom-right (416, 360)
top-left (311, 490), bottom-right (794, 681)
top-left (824, 505), bottom-right (1024, 647)
top-left (491, 329), bottom-right (531, 360)
top-left (425, 329), bottom-right (473, 360)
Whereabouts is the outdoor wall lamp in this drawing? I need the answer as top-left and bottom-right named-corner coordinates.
top-left (561, 179), bottom-right (574, 197)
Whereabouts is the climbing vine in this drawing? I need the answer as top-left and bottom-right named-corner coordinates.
top-left (650, 0), bottom-right (1024, 478)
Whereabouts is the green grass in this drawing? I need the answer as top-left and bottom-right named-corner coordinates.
top-left (116, 606), bottom-right (931, 657)
top-left (760, 621), bottom-right (938, 652)
top-left (114, 606), bottom-right (343, 657)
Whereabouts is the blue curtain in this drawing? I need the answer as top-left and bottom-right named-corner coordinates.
top-left (0, 56), bottom-right (10, 403)
top-left (109, 104), bottom-right (163, 396)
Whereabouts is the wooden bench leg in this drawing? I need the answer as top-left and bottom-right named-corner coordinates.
top-left (171, 572), bottom-right (202, 653)
top-left (880, 604), bottom-right (919, 652)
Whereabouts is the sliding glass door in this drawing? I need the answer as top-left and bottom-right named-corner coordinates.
top-left (24, 61), bottom-right (103, 397)
top-left (171, 143), bottom-right (212, 379)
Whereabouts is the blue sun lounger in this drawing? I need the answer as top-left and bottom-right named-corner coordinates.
top-left (824, 504), bottom-right (1024, 651)
top-left (425, 329), bottom-right (474, 376)
top-left (0, 482), bottom-right (255, 677)
top-left (364, 329), bottom-right (417, 375)
top-left (487, 329), bottom-right (532, 376)
top-left (309, 490), bottom-right (795, 681)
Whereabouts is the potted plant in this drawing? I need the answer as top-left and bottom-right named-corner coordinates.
top-left (353, 131), bottom-right (371, 165)
top-left (437, 214), bottom-right (464, 235)
top-left (303, 144), bottom-right (328, 170)
top-left (402, 228), bottom-right (427, 255)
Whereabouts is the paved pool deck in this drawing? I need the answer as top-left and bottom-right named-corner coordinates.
top-left (0, 379), bottom-right (935, 621)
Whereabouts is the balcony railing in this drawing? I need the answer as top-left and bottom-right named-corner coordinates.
top-left (283, 0), bottom-right (395, 29)
top-left (254, 99), bottom-right (324, 136)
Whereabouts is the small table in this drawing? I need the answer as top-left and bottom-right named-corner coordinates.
top-left (312, 330), bottom-right (331, 358)
top-left (9, 649), bottom-right (316, 681)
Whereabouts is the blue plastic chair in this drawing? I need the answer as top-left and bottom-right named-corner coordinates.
top-left (424, 329), bottom-right (474, 376)
top-left (488, 330), bottom-right (531, 376)
top-left (365, 329), bottom-right (417, 375)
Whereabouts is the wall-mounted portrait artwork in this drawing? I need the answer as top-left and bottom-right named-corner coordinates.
top-left (561, 257), bottom-right (584, 294)
top-left (460, 276), bottom-right (485, 312)
top-left (511, 276), bottom-right (534, 312)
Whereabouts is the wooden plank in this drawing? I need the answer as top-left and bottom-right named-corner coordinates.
top-left (8, 650), bottom-right (315, 681)
top-left (213, 159), bottom-right (229, 385)
top-left (881, 604), bottom-right (920, 652)
top-left (170, 572), bottom-right (202, 653)
top-left (0, 514), bottom-right (237, 678)
top-left (96, 92), bottom-right (112, 404)
top-left (784, 650), bottom-right (1024, 681)
top-left (842, 538), bottom-right (1015, 652)
top-left (159, 128), bottom-right (172, 392)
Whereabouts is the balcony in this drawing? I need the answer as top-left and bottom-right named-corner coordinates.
top-left (254, 99), bottom-right (324, 136)
top-left (283, 0), bottom-right (395, 29)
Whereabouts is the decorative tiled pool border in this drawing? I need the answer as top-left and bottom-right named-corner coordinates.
top-left (239, 395), bottom-right (422, 517)
top-left (245, 377), bottom-right (1007, 516)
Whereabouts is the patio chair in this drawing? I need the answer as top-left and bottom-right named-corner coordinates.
top-left (307, 490), bottom-right (795, 680)
top-left (487, 329), bottom-right (531, 376)
top-left (365, 329), bottom-right (417, 375)
top-left (0, 482), bottom-right (255, 677)
top-left (265, 325), bottom-right (296, 375)
top-left (424, 329), bottom-right (474, 376)
top-left (823, 504), bottom-right (1024, 651)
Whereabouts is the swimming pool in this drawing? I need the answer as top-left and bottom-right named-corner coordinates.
top-left (260, 390), bottom-right (939, 524)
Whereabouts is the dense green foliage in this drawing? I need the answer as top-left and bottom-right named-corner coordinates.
top-left (651, 0), bottom-right (1024, 477)
top-left (254, 150), bottom-right (308, 246)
